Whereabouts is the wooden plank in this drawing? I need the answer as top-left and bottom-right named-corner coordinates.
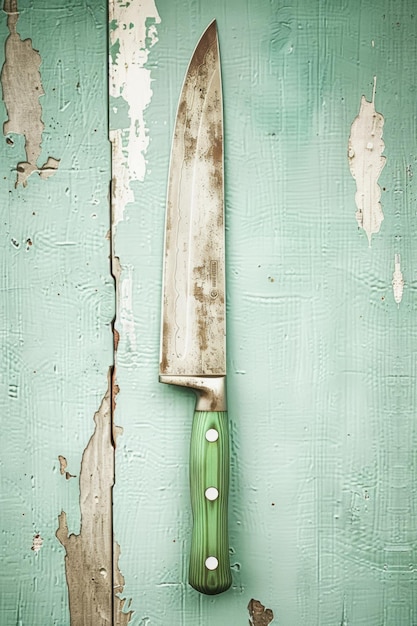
top-left (0, 1), bottom-right (113, 623)
top-left (112, 0), bottom-right (417, 624)
top-left (2, 0), bottom-right (417, 624)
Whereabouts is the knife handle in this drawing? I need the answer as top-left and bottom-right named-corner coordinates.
top-left (189, 410), bottom-right (232, 594)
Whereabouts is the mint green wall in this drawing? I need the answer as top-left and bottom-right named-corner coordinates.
top-left (2, 0), bottom-right (417, 625)
top-left (0, 2), bottom-right (112, 624)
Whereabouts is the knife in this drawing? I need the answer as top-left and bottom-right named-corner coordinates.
top-left (159, 20), bottom-right (232, 595)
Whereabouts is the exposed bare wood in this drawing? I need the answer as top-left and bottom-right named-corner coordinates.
top-left (56, 373), bottom-right (132, 625)
top-left (1, 0), bottom-right (59, 186)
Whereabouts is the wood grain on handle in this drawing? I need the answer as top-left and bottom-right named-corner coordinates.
top-left (189, 410), bottom-right (232, 594)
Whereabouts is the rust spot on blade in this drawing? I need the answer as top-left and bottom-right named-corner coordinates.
top-left (208, 119), bottom-right (223, 191)
top-left (179, 22), bottom-right (219, 165)
top-left (193, 284), bottom-right (205, 303)
top-left (190, 20), bottom-right (217, 70)
top-left (197, 312), bottom-right (209, 355)
top-left (193, 264), bottom-right (209, 357)
top-left (208, 120), bottom-right (222, 163)
top-left (193, 264), bottom-right (205, 303)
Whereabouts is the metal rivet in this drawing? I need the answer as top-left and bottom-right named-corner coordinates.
top-left (205, 556), bottom-right (218, 570)
top-left (205, 487), bottom-right (219, 501)
top-left (205, 428), bottom-right (219, 442)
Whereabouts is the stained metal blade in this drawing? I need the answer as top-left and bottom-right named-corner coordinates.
top-left (160, 21), bottom-right (225, 378)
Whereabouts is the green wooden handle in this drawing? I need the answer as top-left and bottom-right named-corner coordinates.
top-left (189, 410), bottom-right (232, 594)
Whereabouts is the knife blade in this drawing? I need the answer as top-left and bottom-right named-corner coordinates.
top-left (159, 20), bottom-right (232, 595)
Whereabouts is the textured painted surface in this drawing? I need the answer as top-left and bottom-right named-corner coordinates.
top-left (113, 0), bottom-right (417, 624)
top-left (0, 0), bottom-right (112, 624)
top-left (3, 0), bottom-right (417, 624)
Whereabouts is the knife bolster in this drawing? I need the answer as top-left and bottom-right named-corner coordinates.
top-left (159, 375), bottom-right (227, 411)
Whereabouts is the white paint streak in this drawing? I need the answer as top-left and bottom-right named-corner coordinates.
top-left (348, 77), bottom-right (386, 245)
top-left (109, 0), bottom-right (160, 225)
top-left (119, 265), bottom-right (136, 354)
top-left (392, 253), bottom-right (404, 305)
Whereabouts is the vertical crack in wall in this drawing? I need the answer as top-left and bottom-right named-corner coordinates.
top-left (56, 372), bottom-right (132, 625)
top-left (348, 77), bottom-right (386, 245)
top-left (248, 599), bottom-right (274, 626)
top-left (1, 0), bottom-right (60, 187)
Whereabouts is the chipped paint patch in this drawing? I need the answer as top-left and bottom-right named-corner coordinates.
top-left (31, 533), bottom-right (43, 553)
top-left (392, 253), bottom-right (404, 305)
top-left (248, 599), bottom-right (274, 625)
top-left (1, 0), bottom-right (60, 186)
top-left (109, 0), bottom-right (160, 225)
top-left (56, 374), bottom-right (132, 625)
top-left (58, 455), bottom-right (76, 480)
top-left (348, 77), bottom-right (386, 244)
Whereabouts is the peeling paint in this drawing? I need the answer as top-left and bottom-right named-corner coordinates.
top-left (392, 253), bottom-right (404, 305)
top-left (56, 374), bottom-right (132, 625)
top-left (113, 541), bottom-right (133, 626)
top-left (348, 77), bottom-right (386, 244)
top-left (58, 455), bottom-right (76, 480)
top-left (109, 0), bottom-right (160, 224)
top-left (248, 599), bottom-right (274, 625)
top-left (1, 0), bottom-right (60, 186)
